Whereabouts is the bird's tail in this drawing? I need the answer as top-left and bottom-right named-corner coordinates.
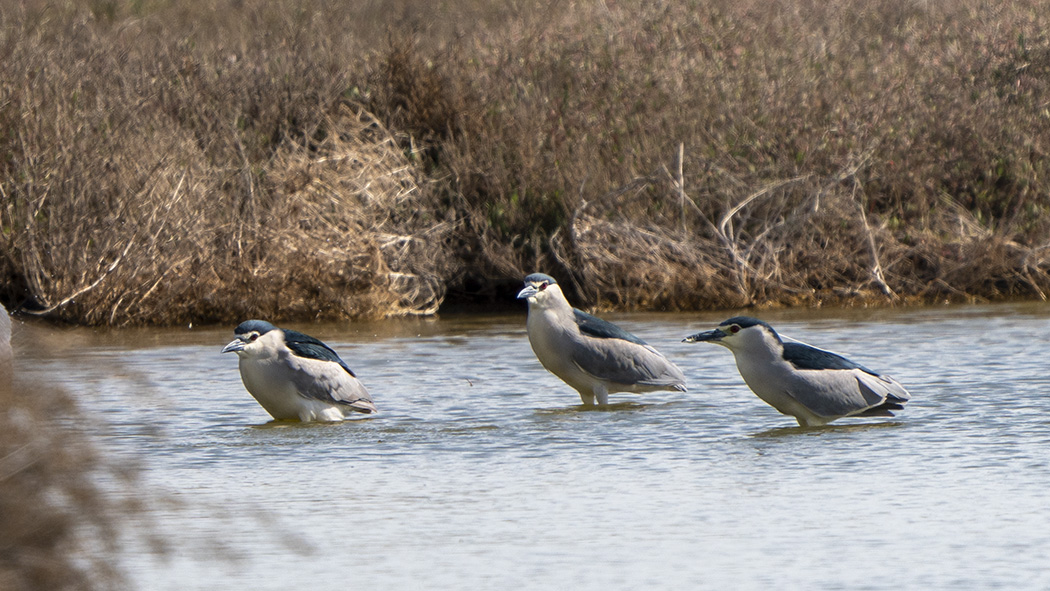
top-left (854, 392), bottom-right (908, 417)
top-left (343, 398), bottom-right (378, 414)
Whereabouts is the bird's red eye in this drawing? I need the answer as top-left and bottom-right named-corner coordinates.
top-left (248, 332), bottom-right (260, 342)
top-left (729, 325), bottom-right (740, 334)
top-left (539, 282), bottom-right (548, 291)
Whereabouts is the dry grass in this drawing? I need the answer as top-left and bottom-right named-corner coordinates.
top-left (2, 0), bottom-right (1050, 324)
top-left (0, 0), bottom-right (461, 324)
top-left (438, 0), bottom-right (1050, 308)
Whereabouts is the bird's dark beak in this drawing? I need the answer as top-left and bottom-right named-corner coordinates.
top-left (683, 328), bottom-right (727, 343)
top-left (517, 285), bottom-right (539, 300)
top-left (221, 338), bottom-right (246, 354)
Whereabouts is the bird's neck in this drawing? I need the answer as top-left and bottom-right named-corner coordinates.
top-left (526, 299), bottom-right (575, 340)
top-left (533, 299), bottom-right (573, 324)
top-left (731, 339), bottom-right (788, 380)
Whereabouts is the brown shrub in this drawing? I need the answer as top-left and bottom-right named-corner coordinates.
top-left (2, 0), bottom-right (1050, 324)
top-left (0, 1), bottom-right (455, 325)
top-left (434, 0), bottom-right (1050, 307)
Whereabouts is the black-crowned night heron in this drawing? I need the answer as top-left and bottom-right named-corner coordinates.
top-left (221, 320), bottom-right (377, 421)
top-left (684, 316), bottom-right (909, 427)
top-left (517, 273), bottom-right (687, 405)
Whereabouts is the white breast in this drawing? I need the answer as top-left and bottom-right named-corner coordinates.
top-left (237, 357), bottom-right (301, 418)
top-left (526, 307), bottom-right (591, 390)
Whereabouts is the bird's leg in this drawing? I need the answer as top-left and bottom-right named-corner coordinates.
top-left (593, 385), bottom-right (609, 406)
top-left (577, 390), bottom-right (597, 406)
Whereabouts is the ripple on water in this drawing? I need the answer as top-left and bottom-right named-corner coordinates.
top-left (12, 306), bottom-right (1050, 590)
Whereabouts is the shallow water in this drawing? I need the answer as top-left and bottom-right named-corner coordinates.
top-left (13, 303), bottom-right (1050, 590)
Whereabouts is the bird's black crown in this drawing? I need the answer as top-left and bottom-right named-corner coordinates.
top-left (524, 273), bottom-right (558, 285)
top-left (234, 319), bottom-right (278, 335)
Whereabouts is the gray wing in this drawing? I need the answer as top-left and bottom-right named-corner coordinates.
top-left (569, 308), bottom-right (684, 388)
top-left (785, 368), bottom-right (909, 419)
top-left (851, 372), bottom-right (910, 416)
top-left (570, 333), bottom-right (686, 389)
top-left (782, 339), bottom-right (909, 418)
top-left (286, 354), bottom-right (377, 414)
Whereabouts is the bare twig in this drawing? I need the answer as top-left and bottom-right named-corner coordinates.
top-left (852, 181), bottom-right (899, 301)
top-left (22, 237), bottom-right (137, 317)
top-left (1019, 242), bottom-right (1050, 301)
top-left (715, 175), bottom-right (812, 301)
top-left (677, 142), bottom-right (686, 235)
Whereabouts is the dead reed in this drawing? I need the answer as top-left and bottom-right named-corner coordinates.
top-left (2, 0), bottom-right (1049, 324)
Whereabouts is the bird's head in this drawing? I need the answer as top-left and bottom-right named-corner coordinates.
top-left (221, 319), bottom-right (279, 356)
top-left (516, 273), bottom-right (563, 308)
top-left (682, 316), bottom-right (780, 351)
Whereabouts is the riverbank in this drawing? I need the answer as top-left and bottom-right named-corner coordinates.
top-left (3, 0), bottom-right (1049, 325)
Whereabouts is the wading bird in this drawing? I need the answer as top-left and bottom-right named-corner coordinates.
top-left (517, 273), bottom-right (687, 405)
top-left (222, 320), bottom-right (376, 421)
top-left (683, 317), bottom-right (909, 427)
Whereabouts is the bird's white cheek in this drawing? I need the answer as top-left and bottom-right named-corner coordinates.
top-left (241, 343), bottom-right (267, 358)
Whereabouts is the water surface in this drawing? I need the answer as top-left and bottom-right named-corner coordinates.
top-left (15, 304), bottom-right (1050, 590)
